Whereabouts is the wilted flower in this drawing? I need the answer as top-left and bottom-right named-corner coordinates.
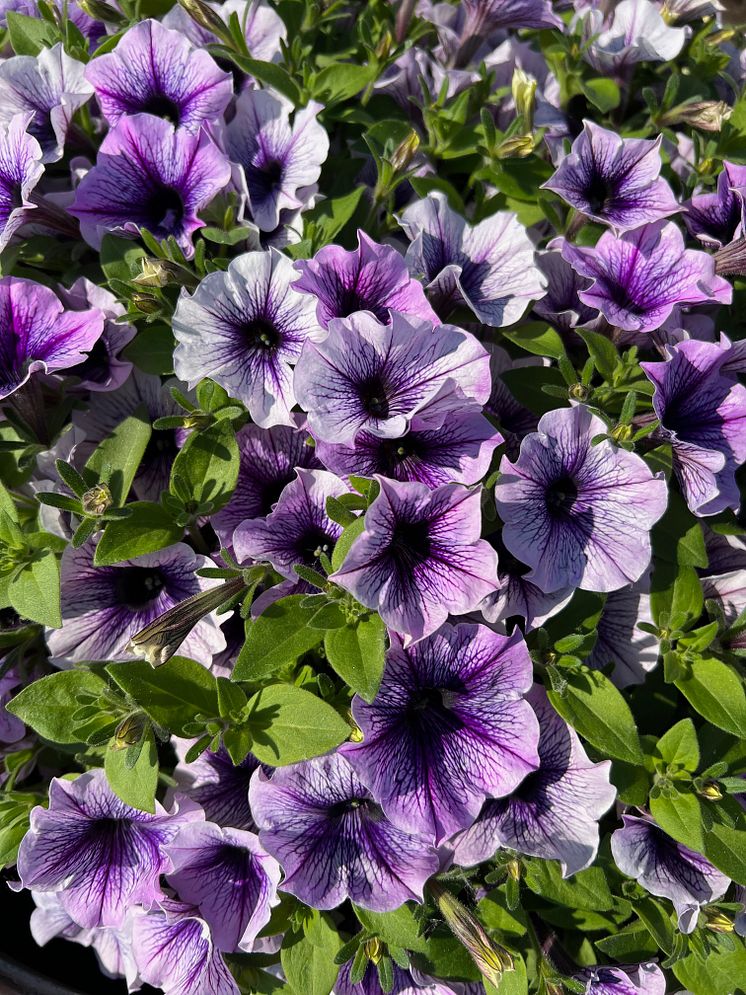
top-left (661, 100), bottom-right (733, 132)
top-left (430, 881), bottom-right (514, 988)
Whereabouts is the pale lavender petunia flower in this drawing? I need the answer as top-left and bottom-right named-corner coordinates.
top-left (0, 44), bottom-right (93, 162)
top-left (533, 251), bottom-right (596, 332)
top-left (173, 249), bottom-right (321, 427)
top-left (0, 275), bottom-right (104, 400)
top-left (400, 191), bottom-right (546, 326)
top-left (578, 963), bottom-right (667, 995)
top-left (341, 622), bottom-right (539, 843)
top-left (293, 230), bottom-right (440, 328)
top-left (684, 161), bottom-right (746, 248)
top-left (335, 961), bottom-right (468, 995)
top-left (587, 579), bottom-right (659, 688)
top-left (561, 221), bottom-right (732, 334)
top-left (17, 770), bottom-right (200, 929)
top-left (452, 684), bottom-right (615, 876)
top-left (47, 541), bottom-right (226, 666)
top-left (331, 477), bottom-right (499, 643)
top-left (165, 820), bottom-right (280, 952)
top-left (132, 898), bottom-right (239, 995)
top-left (495, 405), bottom-right (668, 594)
top-left (224, 87), bottom-right (328, 231)
top-left (641, 337), bottom-right (746, 516)
top-left (70, 114), bottom-right (231, 258)
top-left (233, 467), bottom-right (347, 578)
top-left (0, 665), bottom-right (26, 744)
top-left (294, 310), bottom-right (491, 444)
top-left (611, 814), bottom-right (730, 933)
top-left (543, 121), bottom-right (679, 232)
top-left (581, 0), bottom-right (687, 75)
top-left (85, 19), bottom-right (233, 133)
top-left (163, 0), bottom-right (286, 63)
top-left (373, 48), bottom-right (478, 115)
top-left (171, 740), bottom-right (261, 831)
top-left (212, 419), bottom-right (321, 551)
top-left (702, 569), bottom-right (746, 625)
top-left (250, 752), bottom-right (439, 911)
top-left (0, 113), bottom-right (43, 251)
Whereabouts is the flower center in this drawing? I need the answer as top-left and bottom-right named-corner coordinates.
top-left (608, 282), bottom-right (645, 315)
top-left (67, 338), bottom-right (109, 385)
top-left (391, 519), bottom-right (432, 568)
top-left (358, 374), bottom-right (390, 418)
top-left (115, 566), bottom-right (166, 610)
top-left (143, 429), bottom-right (179, 466)
top-left (300, 528), bottom-right (335, 566)
top-left (145, 184), bottom-right (185, 231)
top-left (141, 93), bottom-right (182, 126)
top-left (336, 284), bottom-right (390, 322)
top-left (242, 317), bottom-right (280, 351)
top-left (545, 474), bottom-right (578, 517)
top-left (585, 171), bottom-right (612, 213)
top-left (327, 798), bottom-right (369, 818)
top-left (377, 438), bottom-right (418, 475)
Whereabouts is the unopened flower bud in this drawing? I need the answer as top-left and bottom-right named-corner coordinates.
top-left (133, 258), bottom-right (174, 288)
top-left (511, 68), bottom-right (536, 132)
top-left (703, 908), bottom-right (734, 933)
top-left (496, 135), bottom-right (535, 159)
top-left (431, 882), bottom-right (513, 987)
top-left (375, 29), bottom-right (393, 61)
top-left (715, 236), bottom-right (746, 277)
top-left (76, 0), bottom-right (126, 23)
top-left (131, 292), bottom-right (162, 315)
top-left (81, 483), bottom-right (112, 517)
top-left (569, 383), bottom-right (591, 402)
top-left (364, 937), bottom-right (383, 964)
top-left (112, 712), bottom-right (147, 750)
top-left (661, 100), bottom-right (732, 133)
top-left (611, 423), bottom-right (633, 443)
top-left (176, 0), bottom-right (231, 41)
top-left (698, 779), bottom-right (724, 801)
top-left (506, 858), bottom-right (521, 881)
top-left (390, 131), bottom-right (420, 173)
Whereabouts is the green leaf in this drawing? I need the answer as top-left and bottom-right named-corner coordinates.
top-left (104, 726), bottom-right (158, 813)
top-left (6, 11), bottom-right (57, 54)
top-left (675, 655), bottom-right (746, 736)
top-left (305, 186), bottom-right (366, 247)
top-left (502, 322), bottom-right (566, 361)
top-left (331, 517), bottom-right (366, 571)
top-left (634, 896), bottom-right (675, 955)
top-left (547, 666), bottom-right (644, 764)
top-left (169, 418), bottom-right (238, 511)
top-left (281, 914), bottom-right (340, 995)
top-left (94, 501), bottom-right (183, 565)
top-left (8, 550), bottom-right (61, 628)
top-left (7, 670), bottom-right (109, 744)
top-left (86, 407), bottom-right (152, 507)
top-left (579, 77), bottom-right (621, 112)
top-left (312, 62), bottom-right (377, 104)
top-left (106, 656), bottom-right (218, 736)
top-left (673, 938), bottom-right (746, 995)
top-left (324, 614), bottom-right (387, 702)
top-left (705, 820), bottom-right (746, 885)
top-left (233, 596), bottom-right (326, 682)
top-left (227, 53), bottom-right (301, 104)
top-left (595, 922), bottom-right (658, 962)
top-left (122, 326), bottom-right (176, 375)
top-left (577, 327), bottom-right (619, 381)
top-left (650, 789), bottom-right (707, 854)
top-left (0, 481), bottom-right (18, 522)
top-left (100, 234), bottom-right (148, 284)
top-left (522, 860), bottom-right (614, 911)
top-left (353, 905), bottom-right (429, 954)
top-left (492, 956), bottom-right (528, 995)
top-left (246, 684), bottom-right (349, 765)
top-left (655, 718), bottom-right (699, 772)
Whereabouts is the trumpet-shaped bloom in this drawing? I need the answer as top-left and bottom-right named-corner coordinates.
top-left (85, 19), bottom-right (233, 133)
top-left (173, 249), bottom-right (321, 426)
top-left (494, 405), bottom-right (668, 594)
top-left (341, 622), bottom-right (539, 843)
top-left (250, 752), bottom-right (439, 911)
top-left (533, 251), bottom-right (596, 332)
top-left (331, 477), bottom-right (499, 643)
top-left (452, 685), bottom-right (615, 875)
top-left (0, 113), bottom-right (43, 251)
top-left (70, 114), bottom-right (231, 258)
top-left (0, 276), bottom-right (104, 400)
top-left (172, 742), bottom-right (262, 831)
top-left (579, 963), bottom-right (666, 995)
top-left (561, 221), bottom-right (732, 334)
top-left (479, 535), bottom-right (574, 631)
top-left (543, 121), bottom-right (679, 232)
top-left (684, 161), bottom-right (746, 248)
top-left (294, 310), bottom-right (491, 444)
top-left (582, 0), bottom-right (686, 75)
top-left (400, 192), bottom-right (546, 326)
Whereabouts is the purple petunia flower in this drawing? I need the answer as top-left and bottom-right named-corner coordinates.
top-left (294, 311), bottom-right (491, 444)
top-left (0, 44), bottom-right (93, 162)
top-left (0, 113), bottom-right (43, 251)
top-left (543, 121), bottom-right (679, 232)
top-left (533, 251), bottom-right (596, 332)
top-left (494, 405), bottom-right (668, 594)
top-left (212, 419), bottom-right (321, 551)
top-left (70, 114), bottom-right (231, 258)
top-left (131, 898), bottom-right (239, 995)
top-left (335, 961), bottom-right (467, 995)
top-left (292, 230), bottom-right (439, 329)
top-left (641, 337), bottom-right (746, 516)
top-left (684, 161), bottom-right (746, 248)
top-left (85, 19), bottom-right (233, 133)
top-left (331, 477), bottom-right (499, 643)
top-left (47, 541), bottom-right (226, 667)
top-left (250, 752), bottom-right (439, 911)
top-left (224, 87), bottom-right (328, 231)
top-left (452, 684), bottom-right (615, 875)
top-left (702, 569), bottom-right (746, 627)
top-left (341, 622), bottom-right (539, 843)
top-left (163, 0), bottom-right (286, 63)
top-left (587, 580), bottom-right (659, 688)
top-left (581, 0), bottom-right (686, 75)
top-left (611, 814), bottom-right (730, 933)
top-left (484, 344), bottom-right (542, 458)
top-left (561, 222), bottom-right (732, 334)
top-left (171, 741), bottom-right (261, 831)
top-left (578, 963), bottom-right (666, 995)
top-left (17, 770), bottom-right (200, 929)
top-left (0, 275), bottom-right (104, 400)
top-left (165, 820), bottom-right (280, 952)
top-left (173, 249), bottom-right (321, 427)
top-left (233, 468), bottom-right (346, 579)
top-left (400, 192), bottom-right (546, 326)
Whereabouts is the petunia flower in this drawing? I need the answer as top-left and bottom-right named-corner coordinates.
top-left (165, 820), bottom-right (280, 952)
top-left (0, 275), bottom-right (104, 400)
top-left (611, 814), bottom-right (730, 933)
top-left (171, 741), bottom-right (262, 831)
top-left (233, 467), bottom-right (346, 580)
top-left (163, 0), bottom-right (286, 63)
top-left (578, 963), bottom-right (667, 995)
top-left (0, 113), bottom-right (43, 251)
top-left (46, 541), bottom-right (227, 667)
top-left (70, 113), bottom-right (231, 258)
top-left (400, 191), bottom-right (546, 326)
top-left (587, 579), bottom-right (659, 688)
top-left (560, 221), bottom-right (732, 334)
top-left (330, 477), bottom-right (499, 643)
top-left (494, 405), bottom-right (668, 594)
top-left (0, 44), bottom-right (93, 162)
top-left (131, 898), bottom-right (239, 995)
top-left (17, 770), bottom-right (200, 929)
top-left (0, 0), bottom-right (106, 48)
top-left (85, 19), bottom-right (233, 133)
top-left (294, 310), bottom-right (491, 444)
top-left (250, 752), bottom-right (439, 911)
top-left (224, 87), bottom-right (328, 231)
top-left (452, 684), bottom-right (615, 875)
top-left (212, 419), bottom-right (321, 551)
top-left (341, 622), bottom-right (539, 843)
top-left (532, 251), bottom-right (596, 332)
top-left (641, 337), bottom-right (746, 516)
top-left (543, 121), bottom-right (679, 232)
top-left (684, 161), bottom-right (746, 248)
top-left (335, 960), bottom-right (469, 995)
top-left (581, 0), bottom-right (687, 75)
top-left (292, 230), bottom-right (439, 328)
top-left (173, 249), bottom-right (321, 427)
